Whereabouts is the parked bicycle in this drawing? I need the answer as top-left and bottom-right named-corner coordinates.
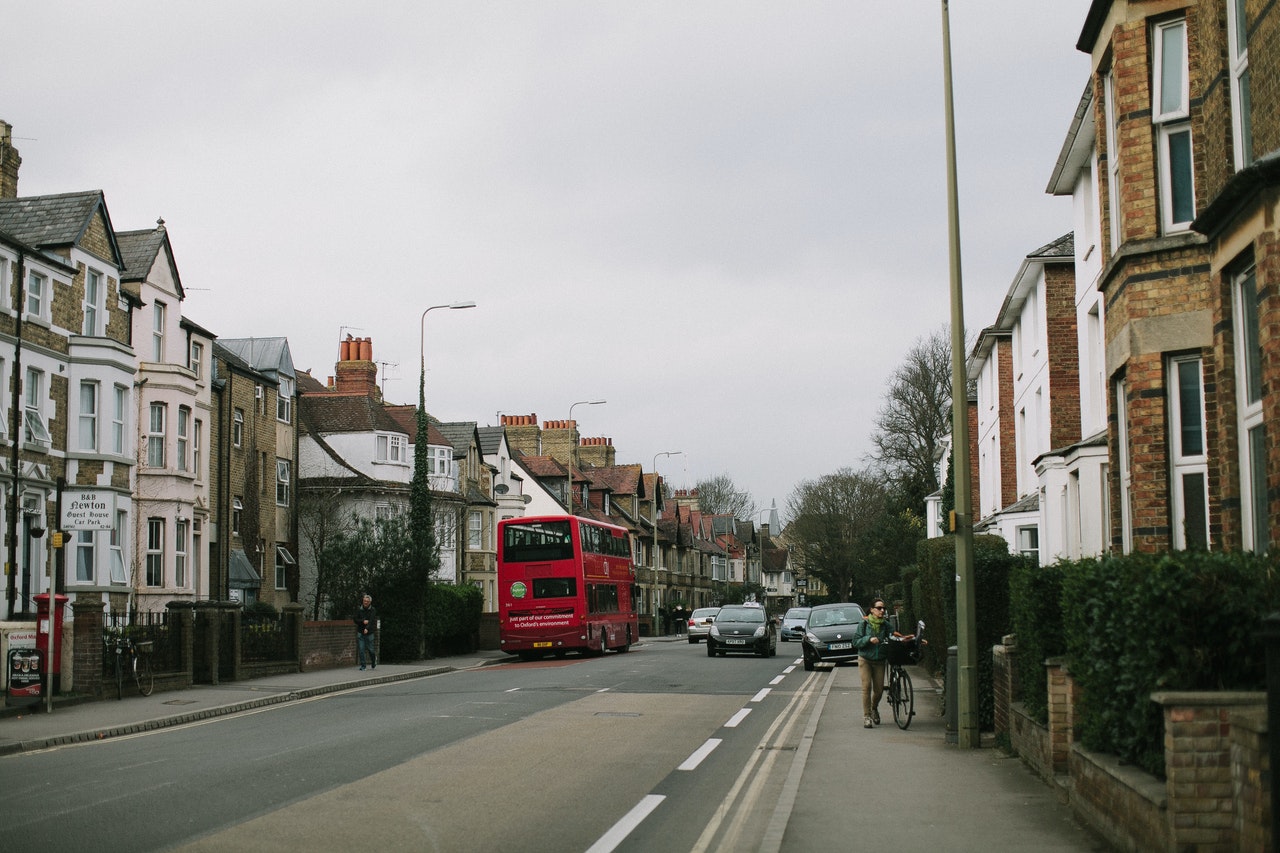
top-left (886, 620), bottom-right (925, 730)
top-left (108, 634), bottom-right (155, 699)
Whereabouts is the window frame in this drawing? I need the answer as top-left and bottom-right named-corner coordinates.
top-left (276, 458), bottom-right (290, 507)
top-left (177, 406), bottom-right (190, 472)
top-left (174, 519), bottom-right (188, 588)
top-left (232, 497), bottom-right (243, 536)
top-left (1151, 18), bottom-right (1194, 232)
top-left (232, 408), bottom-right (244, 448)
top-left (1233, 263), bottom-right (1268, 552)
top-left (75, 529), bottom-right (95, 583)
top-left (78, 380), bottom-right (98, 452)
top-left (147, 402), bottom-right (167, 468)
top-left (83, 268), bottom-right (103, 336)
top-left (112, 384), bottom-right (127, 455)
top-left (152, 300), bottom-right (166, 361)
top-left (189, 341), bottom-right (204, 381)
top-left (1103, 69), bottom-right (1123, 253)
top-left (145, 518), bottom-right (165, 587)
top-left (25, 270), bottom-right (48, 320)
top-left (109, 510), bottom-right (128, 584)
top-left (23, 367), bottom-right (51, 447)
top-left (1227, 0), bottom-right (1253, 170)
top-left (276, 376), bottom-right (293, 423)
top-left (1168, 354), bottom-right (1210, 550)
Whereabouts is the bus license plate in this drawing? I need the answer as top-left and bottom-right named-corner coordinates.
top-left (828, 642), bottom-right (852, 650)
top-left (727, 639), bottom-right (747, 645)
top-left (533, 642), bottom-right (552, 648)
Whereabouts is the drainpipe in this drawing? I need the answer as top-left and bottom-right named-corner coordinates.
top-left (6, 251), bottom-right (26, 619)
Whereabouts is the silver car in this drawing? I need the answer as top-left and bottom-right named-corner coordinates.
top-left (780, 607), bottom-right (811, 642)
top-left (686, 607), bottom-right (720, 643)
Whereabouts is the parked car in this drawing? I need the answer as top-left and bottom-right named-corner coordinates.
top-left (801, 603), bottom-right (866, 671)
top-left (707, 603), bottom-right (777, 658)
top-left (686, 607), bottom-right (720, 643)
top-left (780, 607), bottom-right (811, 642)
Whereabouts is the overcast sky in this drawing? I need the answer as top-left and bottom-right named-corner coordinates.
top-left (4, 2), bottom-right (1092, 517)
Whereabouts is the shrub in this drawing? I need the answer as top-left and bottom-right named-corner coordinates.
top-left (1008, 559), bottom-right (1066, 724)
top-left (1060, 550), bottom-right (1280, 778)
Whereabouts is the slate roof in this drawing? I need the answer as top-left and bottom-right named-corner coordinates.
top-left (436, 421), bottom-right (480, 457)
top-left (477, 426), bottom-right (504, 456)
top-left (1027, 232), bottom-right (1074, 259)
top-left (0, 190), bottom-right (124, 268)
top-left (218, 337), bottom-right (296, 380)
top-left (213, 341), bottom-right (275, 384)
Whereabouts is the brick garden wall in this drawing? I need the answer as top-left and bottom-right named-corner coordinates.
top-left (299, 620), bottom-right (361, 671)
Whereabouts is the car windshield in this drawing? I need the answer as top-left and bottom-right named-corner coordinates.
top-left (784, 608), bottom-right (809, 619)
top-left (719, 607), bottom-right (764, 623)
top-left (810, 608), bottom-right (861, 628)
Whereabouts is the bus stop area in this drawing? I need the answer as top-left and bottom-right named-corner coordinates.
top-left (0, 637), bottom-right (1103, 851)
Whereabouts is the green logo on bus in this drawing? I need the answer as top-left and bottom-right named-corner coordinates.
top-left (510, 582), bottom-right (527, 599)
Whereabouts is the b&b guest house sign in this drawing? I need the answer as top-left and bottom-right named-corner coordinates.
top-left (60, 488), bottom-right (116, 531)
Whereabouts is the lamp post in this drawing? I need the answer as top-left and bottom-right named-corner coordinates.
top-left (941, 0), bottom-right (977, 748)
top-left (652, 450), bottom-right (682, 632)
top-left (566, 399), bottom-right (605, 515)
top-left (419, 301), bottom-right (477, 411)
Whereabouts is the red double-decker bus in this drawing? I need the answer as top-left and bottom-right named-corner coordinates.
top-left (498, 515), bottom-right (639, 660)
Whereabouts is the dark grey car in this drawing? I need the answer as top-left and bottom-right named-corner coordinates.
top-left (707, 604), bottom-right (777, 658)
top-left (801, 603), bottom-right (866, 671)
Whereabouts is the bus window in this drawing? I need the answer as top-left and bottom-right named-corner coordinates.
top-left (532, 577), bottom-right (576, 599)
top-left (587, 583), bottom-right (620, 614)
top-left (503, 521), bottom-right (573, 562)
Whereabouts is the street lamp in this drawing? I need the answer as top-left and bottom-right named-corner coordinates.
top-left (419, 301), bottom-right (477, 411)
top-left (652, 450), bottom-right (682, 632)
top-left (566, 399), bottom-right (605, 515)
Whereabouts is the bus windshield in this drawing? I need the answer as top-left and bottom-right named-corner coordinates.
top-left (503, 520), bottom-right (574, 563)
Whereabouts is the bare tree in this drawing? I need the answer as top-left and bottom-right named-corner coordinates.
top-left (785, 467), bottom-right (899, 602)
top-left (297, 486), bottom-right (356, 620)
top-left (869, 325), bottom-right (954, 507)
top-left (694, 473), bottom-right (756, 519)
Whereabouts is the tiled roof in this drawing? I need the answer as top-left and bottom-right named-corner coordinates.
top-left (382, 404), bottom-right (451, 446)
top-left (0, 190), bottom-right (123, 267)
top-left (436, 422), bottom-right (479, 456)
top-left (520, 454), bottom-right (569, 477)
top-left (300, 395), bottom-right (407, 434)
top-left (584, 464), bottom-right (644, 496)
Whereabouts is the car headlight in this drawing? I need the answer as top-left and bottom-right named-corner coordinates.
top-left (710, 626), bottom-right (721, 638)
top-left (804, 631), bottom-right (820, 644)
top-left (753, 626), bottom-right (765, 638)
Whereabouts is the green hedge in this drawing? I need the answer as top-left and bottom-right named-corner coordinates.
top-left (425, 583), bottom-right (484, 657)
top-left (1008, 560), bottom-right (1065, 724)
top-left (910, 534), bottom-right (1021, 729)
top-left (1057, 550), bottom-right (1280, 777)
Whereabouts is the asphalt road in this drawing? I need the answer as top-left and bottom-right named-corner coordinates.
top-left (2, 642), bottom-right (812, 852)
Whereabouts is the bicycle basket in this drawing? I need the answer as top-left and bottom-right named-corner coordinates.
top-left (133, 640), bottom-right (154, 654)
top-left (886, 638), bottom-right (918, 666)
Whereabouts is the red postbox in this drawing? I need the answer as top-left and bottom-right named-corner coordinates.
top-left (35, 593), bottom-right (68, 677)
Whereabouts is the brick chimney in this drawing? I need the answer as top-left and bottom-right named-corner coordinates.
top-left (577, 436), bottom-right (616, 467)
top-left (0, 120), bottom-right (21, 199)
top-left (333, 334), bottom-right (379, 399)
top-left (501, 414), bottom-right (542, 457)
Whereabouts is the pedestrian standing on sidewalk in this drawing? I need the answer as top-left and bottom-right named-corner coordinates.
top-left (854, 599), bottom-right (891, 728)
top-left (353, 593), bottom-right (378, 670)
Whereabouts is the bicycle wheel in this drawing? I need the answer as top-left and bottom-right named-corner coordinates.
top-left (136, 655), bottom-right (155, 697)
top-left (893, 667), bottom-right (914, 729)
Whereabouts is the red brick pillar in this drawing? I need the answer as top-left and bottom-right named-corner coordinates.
top-left (71, 594), bottom-right (105, 699)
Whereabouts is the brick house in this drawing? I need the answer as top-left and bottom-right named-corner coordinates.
top-left (0, 127), bottom-right (137, 619)
top-left (1076, 0), bottom-right (1278, 553)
